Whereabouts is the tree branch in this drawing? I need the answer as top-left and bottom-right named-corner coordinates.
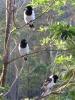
top-left (7, 47), bottom-right (75, 65)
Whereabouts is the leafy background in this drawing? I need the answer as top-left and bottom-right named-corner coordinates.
top-left (0, 0), bottom-right (75, 100)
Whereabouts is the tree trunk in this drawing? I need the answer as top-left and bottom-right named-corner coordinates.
top-left (0, 0), bottom-right (14, 86)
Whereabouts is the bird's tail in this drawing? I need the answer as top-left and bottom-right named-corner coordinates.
top-left (24, 57), bottom-right (27, 61)
top-left (29, 24), bottom-right (34, 28)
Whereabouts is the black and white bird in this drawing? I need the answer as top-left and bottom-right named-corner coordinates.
top-left (41, 75), bottom-right (58, 96)
top-left (18, 39), bottom-right (29, 61)
top-left (24, 6), bottom-right (35, 28)
top-left (60, 25), bottom-right (69, 40)
top-left (61, 30), bottom-right (68, 40)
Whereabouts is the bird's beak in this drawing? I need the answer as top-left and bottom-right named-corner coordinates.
top-left (23, 8), bottom-right (26, 11)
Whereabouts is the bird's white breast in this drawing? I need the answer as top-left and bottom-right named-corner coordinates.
top-left (18, 44), bottom-right (29, 56)
top-left (46, 77), bottom-right (55, 89)
top-left (47, 81), bottom-right (55, 89)
top-left (24, 10), bottom-right (35, 23)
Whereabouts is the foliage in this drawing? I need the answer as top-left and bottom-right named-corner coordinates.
top-left (55, 55), bottom-right (72, 64)
top-left (31, 0), bottom-right (50, 6)
top-left (0, 0), bottom-right (75, 99)
top-left (50, 23), bottom-right (75, 40)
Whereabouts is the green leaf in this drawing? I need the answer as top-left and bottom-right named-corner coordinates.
top-left (31, 0), bottom-right (50, 6)
top-left (63, 69), bottom-right (74, 80)
top-left (55, 55), bottom-right (72, 64)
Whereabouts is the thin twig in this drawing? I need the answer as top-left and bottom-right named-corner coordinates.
top-left (7, 47), bottom-right (75, 65)
top-left (10, 44), bottom-right (18, 56)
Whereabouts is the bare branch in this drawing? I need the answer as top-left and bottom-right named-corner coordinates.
top-left (7, 47), bottom-right (75, 65)
top-left (14, 62), bottom-right (18, 78)
top-left (10, 45), bottom-right (17, 56)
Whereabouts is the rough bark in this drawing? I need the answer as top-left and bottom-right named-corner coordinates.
top-left (0, 0), bottom-right (14, 86)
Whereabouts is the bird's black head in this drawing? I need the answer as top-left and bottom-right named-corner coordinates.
top-left (25, 6), bottom-right (33, 16)
top-left (20, 39), bottom-right (27, 48)
top-left (26, 6), bottom-right (32, 10)
top-left (61, 30), bottom-right (68, 40)
top-left (53, 75), bottom-right (58, 83)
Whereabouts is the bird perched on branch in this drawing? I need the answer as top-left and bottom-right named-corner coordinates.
top-left (18, 39), bottom-right (29, 61)
top-left (24, 5), bottom-right (35, 28)
top-left (60, 24), bottom-right (70, 40)
top-left (61, 30), bottom-right (68, 40)
top-left (41, 75), bottom-right (58, 96)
